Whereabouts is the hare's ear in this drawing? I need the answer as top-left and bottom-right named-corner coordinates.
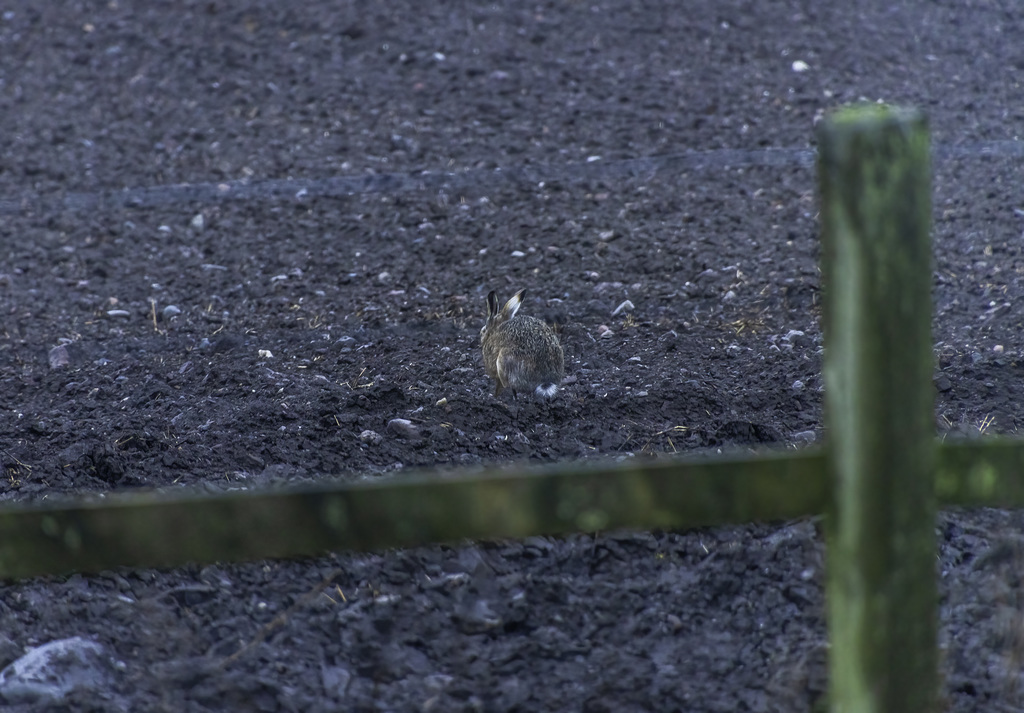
top-left (503, 289), bottom-right (525, 319)
top-left (486, 291), bottom-right (499, 318)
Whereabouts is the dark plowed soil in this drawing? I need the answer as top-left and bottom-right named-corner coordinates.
top-left (2, 1), bottom-right (1024, 710)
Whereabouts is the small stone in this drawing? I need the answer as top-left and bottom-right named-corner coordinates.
top-left (993, 344), bottom-right (1004, 354)
top-left (722, 290), bottom-right (736, 302)
top-left (510, 250), bottom-right (526, 258)
top-left (934, 375), bottom-right (952, 392)
top-left (48, 346), bottom-right (70, 370)
top-left (321, 666), bottom-right (352, 697)
top-left (793, 430), bottom-right (816, 443)
top-left (387, 419), bottom-right (420, 440)
top-left (435, 398), bottom-right (448, 407)
top-left (359, 430), bottom-right (383, 445)
top-left (162, 305), bottom-right (181, 321)
top-left (106, 309), bottom-right (131, 319)
top-left (792, 380), bottom-right (805, 391)
top-left (190, 213), bottom-right (204, 230)
top-left (792, 60), bottom-right (810, 72)
top-left (782, 329), bottom-right (813, 349)
top-left (612, 299), bottom-right (635, 317)
top-left (454, 599), bottom-right (502, 634)
top-left (597, 324), bottom-right (614, 339)
top-left (258, 349), bottom-right (273, 358)
top-left (0, 637), bottom-right (112, 704)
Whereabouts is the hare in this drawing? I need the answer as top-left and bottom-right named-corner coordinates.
top-left (480, 289), bottom-right (564, 399)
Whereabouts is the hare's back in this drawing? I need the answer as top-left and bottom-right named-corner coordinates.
top-left (505, 317), bottom-right (563, 372)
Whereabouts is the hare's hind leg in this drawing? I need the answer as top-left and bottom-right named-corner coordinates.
top-left (495, 352), bottom-right (522, 400)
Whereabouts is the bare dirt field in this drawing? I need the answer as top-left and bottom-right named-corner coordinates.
top-left (2, 1), bottom-right (1024, 710)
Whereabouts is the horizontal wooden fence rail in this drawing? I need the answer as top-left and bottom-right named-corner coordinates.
top-left (1, 440), bottom-right (1023, 581)
top-left (936, 440), bottom-right (1024, 506)
top-left (0, 450), bottom-right (827, 580)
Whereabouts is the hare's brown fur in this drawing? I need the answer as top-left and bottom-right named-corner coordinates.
top-left (480, 289), bottom-right (564, 399)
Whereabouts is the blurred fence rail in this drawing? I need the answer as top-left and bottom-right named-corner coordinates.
top-left (0, 450), bottom-right (825, 579)
top-left (0, 441), bottom-right (1022, 582)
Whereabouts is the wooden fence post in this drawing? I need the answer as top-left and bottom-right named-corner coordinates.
top-left (819, 106), bottom-right (937, 712)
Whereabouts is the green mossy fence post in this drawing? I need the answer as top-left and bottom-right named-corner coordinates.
top-left (819, 106), bottom-right (937, 712)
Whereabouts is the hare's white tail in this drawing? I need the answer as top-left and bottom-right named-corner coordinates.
top-left (535, 383), bottom-right (559, 398)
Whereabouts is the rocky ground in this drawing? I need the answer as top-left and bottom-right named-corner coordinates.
top-left (2, 1), bottom-right (1024, 710)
